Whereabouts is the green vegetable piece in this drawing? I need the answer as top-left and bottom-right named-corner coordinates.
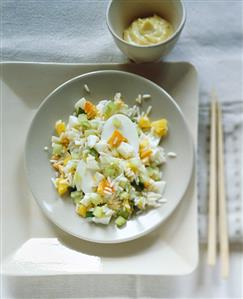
top-left (72, 197), bottom-right (82, 205)
top-left (146, 167), bottom-right (161, 180)
top-left (103, 168), bottom-right (115, 178)
top-left (131, 181), bottom-right (145, 192)
top-left (84, 129), bottom-right (98, 137)
top-left (76, 107), bottom-right (85, 116)
top-left (73, 172), bottom-right (82, 191)
top-left (90, 121), bottom-right (99, 130)
top-left (69, 186), bottom-right (77, 192)
top-left (104, 102), bottom-right (118, 119)
top-left (120, 192), bottom-right (129, 201)
top-left (52, 143), bottom-right (63, 156)
top-left (70, 190), bottom-right (83, 203)
top-left (93, 206), bottom-right (104, 218)
top-left (118, 209), bottom-right (130, 219)
top-left (71, 150), bottom-right (80, 160)
top-left (82, 149), bottom-right (90, 160)
top-left (137, 198), bottom-right (145, 210)
top-left (78, 114), bottom-right (88, 121)
top-left (70, 191), bottom-right (84, 200)
top-left (78, 114), bottom-right (90, 129)
top-left (115, 216), bottom-right (127, 227)
top-left (90, 194), bottom-right (103, 205)
top-left (103, 163), bottom-right (120, 178)
top-left (89, 148), bottom-right (99, 159)
top-left (119, 180), bottom-right (129, 189)
top-left (86, 211), bottom-right (94, 218)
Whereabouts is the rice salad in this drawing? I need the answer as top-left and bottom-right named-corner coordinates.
top-left (48, 92), bottom-right (170, 227)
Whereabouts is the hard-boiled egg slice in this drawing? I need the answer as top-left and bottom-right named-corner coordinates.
top-left (74, 160), bottom-right (95, 193)
top-left (101, 114), bottom-right (139, 154)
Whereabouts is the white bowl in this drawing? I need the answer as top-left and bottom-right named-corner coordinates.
top-left (25, 70), bottom-right (194, 244)
top-left (106, 0), bottom-right (186, 63)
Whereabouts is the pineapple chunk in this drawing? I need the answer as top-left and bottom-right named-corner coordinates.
top-left (56, 179), bottom-right (69, 196)
top-left (76, 204), bottom-right (87, 217)
top-left (55, 120), bottom-right (66, 136)
top-left (63, 154), bottom-right (71, 166)
top-left (138, 116), bottom-right (151, 130)
top-left (139, 138), bottom-right (149, 149)
top-left (140, 148), bottom-right (153, 159)
top-left (151, 119), bottom-right (168, 137)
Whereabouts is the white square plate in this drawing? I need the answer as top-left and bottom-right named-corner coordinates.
top-left (1, 61), bottom-right (199, 276)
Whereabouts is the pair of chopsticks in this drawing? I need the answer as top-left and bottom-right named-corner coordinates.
top-left (207, 90), bottom-right (229, 278)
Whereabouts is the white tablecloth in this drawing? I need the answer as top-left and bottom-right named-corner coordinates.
top-left (2, 0), bottom-right (243, 298)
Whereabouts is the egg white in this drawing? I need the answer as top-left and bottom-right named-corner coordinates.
top-left (101, 114), bottom-right (139, 153)
top-left (76, 160), bottom-right (95, 193)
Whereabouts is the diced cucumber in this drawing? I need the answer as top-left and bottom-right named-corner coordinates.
top-left (71, 150), bottom-right (80, 159)
top-left (90, 194), bottom-right (103, 205)
top-left (115, 216), bottom-right (127, 227)
top-left (78, 114), bottom-right (90, 128)
top-left (118, 209), bottom-right (130, 219)
top-left (78, 114), bottom-right (88, 121)
top-left (72, 197), bottom-right (82, 204)
top-left (84, 129), bottom-right (98, 137)
top-left (73, 172), bottom-right (82, 191)
top-left (103, 102), bottom-right (118, 119)
top-left (119, 180), bottom-right (129, 189)
top-left (52, 143), bottom-right (63, 156)
top-left (103, 163), bottom-right (120, 178)
top-left (93, 206), bottom-right (104, 218)
top-left (70, 191), bottom-right (83, 204)
top-left (146, 167), bottom-right (161, 180)
top-left (120, 191), bottom-right (129, 201)
top-left (89, 148), bottom-right (99, 159)
top-left (90, 120), bottom-right (99, 130)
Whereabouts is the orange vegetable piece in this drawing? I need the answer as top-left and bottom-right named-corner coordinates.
top-left (108, 130), bottom-right (127, 147)
top-left (140, 149), bottom-right (152, 159)
top-left (60, 136), bottom-right (70, 147)
top-left (84, 101), bottom-right (97, 119)
top-left (97, 179), bottom-right (113, 195)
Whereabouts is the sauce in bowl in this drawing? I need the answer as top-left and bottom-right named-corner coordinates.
top-left (124, 15), bottom-right (173, 46)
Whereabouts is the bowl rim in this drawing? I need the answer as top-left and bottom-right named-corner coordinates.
top-left (25, 69), bottom-right (194, 244)
top-left (106, 0), bottom-right (186, 49)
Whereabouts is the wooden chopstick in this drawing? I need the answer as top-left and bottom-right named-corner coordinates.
top-left (217, 101), bottom-right (229, 278)
top-left (207, 96), bottom-right (217, 266)
top-left (207, 90), bottom-right (229, 277)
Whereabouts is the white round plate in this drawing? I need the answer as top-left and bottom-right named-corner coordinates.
top-left (25, 70), bottom-right (194, 244)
